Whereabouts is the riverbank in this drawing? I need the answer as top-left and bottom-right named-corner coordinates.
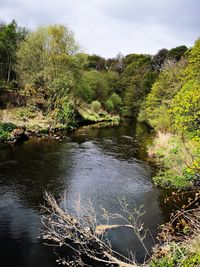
top-left (147, 131), bottom-right (200, 189)
top-left (0, 106), bottom-right (120, 142)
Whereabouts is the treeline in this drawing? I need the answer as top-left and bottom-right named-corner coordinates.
top-left (0, 20), bottom-right (188, 120)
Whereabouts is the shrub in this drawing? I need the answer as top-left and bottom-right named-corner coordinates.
top-left (105, 93), bottom-right (122, 114)
top-left (90, 100), bottom-right (101, 113)
top-left (170, 80), bottom-right (200, 138)
top-left (0, 122), bottom-right (16, 140)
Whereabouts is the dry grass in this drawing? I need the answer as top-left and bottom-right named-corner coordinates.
top-left (0, 107), bottom-right (58, 131)
top-left (148, 131), bottom-right (172, 157)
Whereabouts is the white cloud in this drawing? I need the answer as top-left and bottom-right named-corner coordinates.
top-left (0, 0), bottom-right (199, 57)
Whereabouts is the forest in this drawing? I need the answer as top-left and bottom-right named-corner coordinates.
top-left (0, 20), bottom-right (200, 266)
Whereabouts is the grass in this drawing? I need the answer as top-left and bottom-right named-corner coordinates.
top-left (150, 204), bottom-right (200, 267)
top-left (75, 99), bottom-right (120, 123)
top-left (0, 107), bottom-right (62, 132)
top-left (148, 132), bottom-right (200, 189)
top-left (150, 239), bottom-right (200, 267)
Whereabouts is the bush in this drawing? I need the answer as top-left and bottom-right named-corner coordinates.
top-left (149, 133), bottom-right (200, 188)
top-left (0, 122), bottom-right (16, 140)
top-left (105, 93), bottom-right (122, 114)
top-left (170, 80), bottom-right (200, 138)
top-left (56, 98), bottom-right (76, 127)
top-left (90, 100), bottom-right (101, 113)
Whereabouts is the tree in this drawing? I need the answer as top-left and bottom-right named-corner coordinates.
top-left (106, 53), bottom-right (124, 73)
top-left (168, 45), bottom-right (188, 61)
top-left (141, 59), bottom-right (187, 131)
top-left (185, 39), bottom-right (200, 82)
top-left (0, 20), bottom-right (27, 82)
top-left (121, 54), bottom-right (157, 116)
top-left (151, 48), bottom-right (169, 71)
top-left (105, 92), bottom-right (122, 114)
top-left (170, 81), bottom-right (200, 137)
top-left (87, 54), bottom-right (106, 71)
top-left (16, 24), bottom-right (80, 91)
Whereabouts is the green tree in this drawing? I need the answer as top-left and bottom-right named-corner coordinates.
top-left (87, 54), bottom-right (106, 71)
top-left (168, 45), bottom-right (188, 61)
top-left (0, 20), bottom-right (27, 82)
top-left (16, 24), bottom-right (80, 91)
top-left (105, 93), bottom-right (122, 113)
top-left (151, 48), bottom-right (169, 71)
top-left (141, 59), bottom-right (187, 131)
top-left (170, 82), bottom-right (200, 138)
top-left (185, 39), bottom-right (200, 82)
top-left (121, 54), bottom-right (157, 116)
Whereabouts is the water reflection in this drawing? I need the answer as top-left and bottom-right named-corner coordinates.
top-left (0, 121), bottom-right (170, 266)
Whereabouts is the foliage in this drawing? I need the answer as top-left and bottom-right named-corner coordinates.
top-left (170, 80), bottom-right (200, 137)
top-left (106, 52), bottom-right (124, 73)
top-left (77, 70), bottom-right (109, 103)
top-left (0, 122), bottom-right (16, 140)
top-left (148, 133), bottom-right (199, 188)
top-left (151, 48), bottom-right (169, 71)
top-left (105, 92), bottom-right (122, 113)
top-left (55, 97), bottom-right (76, 126)
top-left (87, 54), bottom-right (106, 71)
top-left (151, 46), bottom-right (188, 71)
top-left (119, 54), bottom-right (158, 116)
top-left (150, 194), bottom-right (200, 266)
top-left (90, 100), bottom-right (101, 113)
top-left (185, 39), bottom-right (200, 81)
top-left (0, 20), bottom-right (27, 82)
top-left (16, 25), bottom-right (80, 90)
top-left (140, 59), bottom-right (187, 131)
top-left (168, 45), bottom-right (188, 61)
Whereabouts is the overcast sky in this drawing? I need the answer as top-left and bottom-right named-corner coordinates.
top-left (0, 0), bottom-right (199, 57)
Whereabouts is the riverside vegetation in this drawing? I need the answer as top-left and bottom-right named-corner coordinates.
top-left (0, 20), bottom-right (200, 266)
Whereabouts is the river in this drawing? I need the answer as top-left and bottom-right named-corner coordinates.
top-left (0, 120), bottom-right (172, 266)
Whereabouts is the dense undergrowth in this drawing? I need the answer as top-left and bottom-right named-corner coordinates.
top-left (149, 191), bottom-right (200, 267)
top-left (139, 39), bottom-right (200, 189)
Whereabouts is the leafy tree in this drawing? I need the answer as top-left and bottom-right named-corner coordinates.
top-left (102, 71), bottom-right (120, 95)
top-left (0, 20), bottom-right (27, 82)
top-left (170, 80), bottom-right (200, 137)
top-left (168, 45), bottom-right (188, 61)
top-left (16, 24), bottom-right (80, 91)
top-left (106, 53), bottom-right (124, 73)
top-left (87, 54), bottom-right (106, 71)
top-left (185, 39), bottom-right (200, 82)
top-left (105, 93), bottom-right (122, 113)
top-left (151, 48), bottom-right (169, 71)
top-left (121, 54), bottom-right (157, 116)
top-left (141, 59), bottom-right (187, 131)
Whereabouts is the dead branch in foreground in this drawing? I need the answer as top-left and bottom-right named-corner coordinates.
top-left (40, 192), bottom-right (149, 267)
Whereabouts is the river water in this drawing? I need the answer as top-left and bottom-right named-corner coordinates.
top-left (0, 121), bottom-right (172, 266)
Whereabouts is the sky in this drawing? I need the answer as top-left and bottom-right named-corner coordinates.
top-left (0, 0), bottom-right (199, 58)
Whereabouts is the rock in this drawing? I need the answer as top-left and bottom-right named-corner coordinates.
top-left (11, 127), bottom-right (29, 143)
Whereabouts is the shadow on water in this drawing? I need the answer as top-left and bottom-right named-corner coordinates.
top-left (0, 120), bottom-right (180, 266)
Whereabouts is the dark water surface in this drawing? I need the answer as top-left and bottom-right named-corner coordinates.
top-left (0, 121), bottom-right (172, 266)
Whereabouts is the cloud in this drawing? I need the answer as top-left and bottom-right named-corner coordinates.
top-left (0, 0), bottom-right (199, 57)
